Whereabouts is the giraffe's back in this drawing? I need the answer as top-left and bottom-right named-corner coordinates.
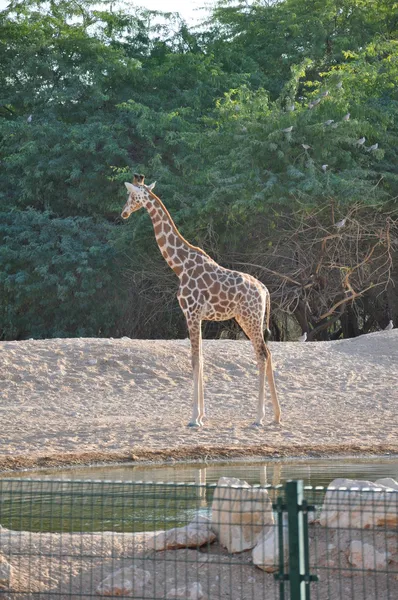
top-left (177, 260), bottom-right (268, 323)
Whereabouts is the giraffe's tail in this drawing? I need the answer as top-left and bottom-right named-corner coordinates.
top-left (264, 290), bottom-right (271, 343)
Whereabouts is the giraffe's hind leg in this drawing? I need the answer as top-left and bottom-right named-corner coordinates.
top-left (236, 315), bottom-right (281, 425)
top-left (265, 345), bottom-right (281, 424)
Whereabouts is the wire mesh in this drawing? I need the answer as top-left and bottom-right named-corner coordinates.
top-left (306, 482), bottom-right (398, 600)
top-left (0, 478), bottom-right (396, 599)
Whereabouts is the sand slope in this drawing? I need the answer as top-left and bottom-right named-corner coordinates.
top-left (0, 332), bottom-right (397, 467)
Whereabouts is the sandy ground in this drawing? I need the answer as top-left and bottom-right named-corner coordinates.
top-left (0, 331), bottom-right (397, 470)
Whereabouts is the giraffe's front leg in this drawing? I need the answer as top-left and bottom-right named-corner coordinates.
top-left (187, 320), bottom-right (204, 427)
top-left (189, 353), bottom-right (202, 427)
top-left (197, 346), bottom-right (205, 425)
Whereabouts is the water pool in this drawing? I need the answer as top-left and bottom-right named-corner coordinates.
top-left (1, 456), bottom-right (396, 532)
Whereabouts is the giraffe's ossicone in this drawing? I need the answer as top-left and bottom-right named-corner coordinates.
top-left (121, 176), bottom-right (281, 427)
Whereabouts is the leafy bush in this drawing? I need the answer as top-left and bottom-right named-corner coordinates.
top-left (0, 210), bottom-right (121, 339)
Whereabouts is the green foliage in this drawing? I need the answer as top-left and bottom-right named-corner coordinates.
top-left (178, 37), bottom-right (398, 245)
top-left (210, 0), bottom-right (397, 97)
top-left (0, 210), bottom-right (121, 339)
top-left (0, 0), bottom-right (397, 340)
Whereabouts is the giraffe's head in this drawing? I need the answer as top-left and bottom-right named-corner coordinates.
top-left (133, 173), bottom-right (145, 185)
top-left (121, 176), bottom-right (156, 219)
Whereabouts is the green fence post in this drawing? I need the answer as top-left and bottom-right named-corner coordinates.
top-left (275, 496), bottom-right (286, 600)
top-left (286, 480), bottom-right (306, 600)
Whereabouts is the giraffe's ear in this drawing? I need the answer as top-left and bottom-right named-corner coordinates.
top-left (124, 182), bottom-right (135, 193)
top-left (147, 181), bottom-right (156, 191)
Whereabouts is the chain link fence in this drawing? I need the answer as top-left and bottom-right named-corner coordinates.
top-left (0, 477), bottom-right (396, 599)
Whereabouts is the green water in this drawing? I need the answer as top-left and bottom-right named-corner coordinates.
top-left (0, 456), bottom-right (396, 533)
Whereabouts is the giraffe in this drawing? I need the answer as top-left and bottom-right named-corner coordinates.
top-left (121, 175), bottom-right (281, 427)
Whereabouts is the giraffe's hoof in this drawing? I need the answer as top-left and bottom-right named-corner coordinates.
top-left (251, 421), bottom-right (263, 428)
top-left (188, 421), bottom-right (202, 428)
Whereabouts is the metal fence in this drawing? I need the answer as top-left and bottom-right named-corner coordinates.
top-left (0, 477), bottom-right (396, 599)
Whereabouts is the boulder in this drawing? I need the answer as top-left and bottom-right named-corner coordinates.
top-left (319, 478), bottom-right (398, 529)
top-left (252, 517), bottom-right (288, 573)
top-left (211, 477), bottom-right (273, 553)
top-left (146, 516), bottom-right (215, 551)
top-left (0, 555), bottom-right (13, 590)
top-left (166, 582), bottom-right (206, 599)
top-left (375, 478), bottom-right (398, 490)
top-left (189, 514), bottom-right (212, 528)
top-left (348, 541), bottom-right (390, 571)
top-left (96, 565), bottom-right (151, 596)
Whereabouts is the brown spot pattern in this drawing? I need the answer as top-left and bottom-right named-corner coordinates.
top-left (121, 182), bottom-right (280, 425)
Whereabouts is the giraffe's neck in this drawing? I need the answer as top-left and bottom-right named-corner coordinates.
top-left (144, 194), bottom-right (209, 277)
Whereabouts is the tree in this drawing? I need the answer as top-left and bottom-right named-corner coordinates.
top-left (0, 0), bottom-right (397, 340)
top-left (0, 210), bottom-right (122, 339)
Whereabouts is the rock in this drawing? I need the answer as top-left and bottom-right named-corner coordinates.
top-left (96, 565), bottom-right (151, 596)
top-left (387, 533), bottom-right (398, 557)
top-left (166, 582), bottom-right (206, 599)
top-left (375, 478), bottom-right (398, 490)
top-left (317, 542), bottom-right (339, 568)
top-left (348, 541), bottom-right (390, 570)
top-left (146, 517), bottom-right (216, 551)
top-left (189, 514), bottom-right (212, 527)
top-left (252, 518), bottom-right (288, 572)
top-left (319, 478), bottom-right (398, 529)
top-left (0, 555), bottom-right (13, 590)
top-left (306, 509), bottom-right (317, 524)
top-left (211, 477), bottom-right (274, 553)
